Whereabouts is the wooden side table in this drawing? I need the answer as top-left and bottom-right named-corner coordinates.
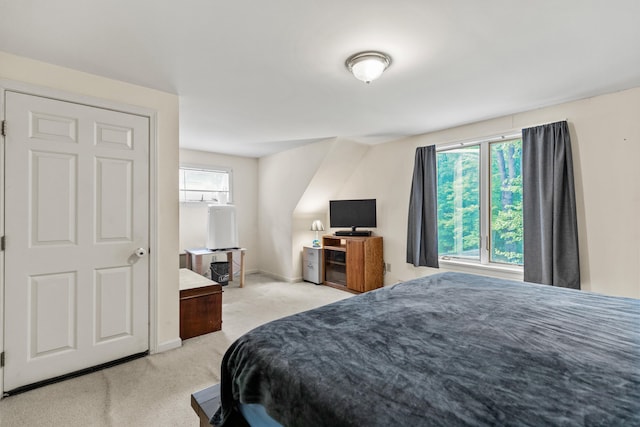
top-left (179, 268), bottom-right (222, 340)
top-left (184, 247), bottom-right (246, 287)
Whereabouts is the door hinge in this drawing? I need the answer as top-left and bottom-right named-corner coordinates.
top-left (1, 352), bottom-right (4, 368)
top-left (1, 120), bottom-right (5, 137)
top-left (0, 236), bottom-right (4, 251)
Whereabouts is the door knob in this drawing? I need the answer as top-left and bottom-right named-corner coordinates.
top-left (134, 248), bottom-right (147, 257)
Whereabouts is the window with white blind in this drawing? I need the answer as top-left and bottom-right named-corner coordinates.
top-left (179, 166), bottom-right (232, 203)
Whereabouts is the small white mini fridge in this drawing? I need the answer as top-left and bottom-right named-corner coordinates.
top-left (302, 246), bottom-right (323, 284)
top-left (207, 205), bottom-right (238, 250)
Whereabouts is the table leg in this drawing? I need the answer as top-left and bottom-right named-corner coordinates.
top-left (194, 255), bottom-right (204, 276)
top-left (240, 250), bottom-right (245, 288)
top-left (227, 251), bottom-right (233, 282)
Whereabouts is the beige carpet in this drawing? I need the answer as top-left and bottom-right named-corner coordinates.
top-left (0, 274), bottom-right (351, 427)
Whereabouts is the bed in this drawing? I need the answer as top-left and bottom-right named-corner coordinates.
top-left (212, 272), bottom-right (640, 426)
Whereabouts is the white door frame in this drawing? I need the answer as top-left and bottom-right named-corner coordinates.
top-left (0, 79), bottom-right (160, 396)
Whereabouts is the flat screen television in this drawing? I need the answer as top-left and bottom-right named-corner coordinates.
top-left (329, 199), bottom-right (376, 236)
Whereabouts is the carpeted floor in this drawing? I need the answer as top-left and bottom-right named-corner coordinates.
top-left (0, 274), bottom-right (351, 426)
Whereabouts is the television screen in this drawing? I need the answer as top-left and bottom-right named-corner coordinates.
top-left (329, 199), bottom-right (377, 229)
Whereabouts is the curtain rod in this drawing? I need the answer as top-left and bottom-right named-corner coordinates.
top-left (521, 118), bottom-right (569, 130)
top-left (436, 131), bottom-right (522, 151)
top-left (435, 119), bottom-right (568, 152)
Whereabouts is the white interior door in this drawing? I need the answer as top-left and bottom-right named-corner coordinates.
top-left (3, 91), bottom-right (149, 391)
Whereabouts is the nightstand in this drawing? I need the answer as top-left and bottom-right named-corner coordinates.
top-left (179, 268), bottom-right (222, 339)
top-left (302, 246), bottom-right (323, 284)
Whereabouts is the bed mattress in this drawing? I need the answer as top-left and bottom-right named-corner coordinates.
top-left (213, 272), bottom-right (640, 426)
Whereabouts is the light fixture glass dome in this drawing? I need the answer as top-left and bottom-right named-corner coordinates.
top-left (346, 51), bottom-right (392, 84)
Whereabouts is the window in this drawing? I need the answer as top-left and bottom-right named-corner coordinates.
top-left (179, 166), bottom-right (231, 203)
top-left (436, 136), bottom-right (523, 267)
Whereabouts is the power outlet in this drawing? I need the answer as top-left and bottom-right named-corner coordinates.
top-left (386, 263), bottom-right (391, 273)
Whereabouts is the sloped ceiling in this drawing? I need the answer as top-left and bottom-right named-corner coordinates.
top-left (294, 138), bottom-right (370, 215)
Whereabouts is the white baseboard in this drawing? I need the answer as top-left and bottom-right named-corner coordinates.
top-left (156, 337), bottom-right (182, 353)
top-left (257, 270), bottom-right (298, 283)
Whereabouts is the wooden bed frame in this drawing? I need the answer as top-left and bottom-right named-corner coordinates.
top-left (191, 383), bottom-right (220, 427)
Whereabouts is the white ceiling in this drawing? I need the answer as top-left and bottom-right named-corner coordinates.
top-left (1, 0), bottom-right (639, 158)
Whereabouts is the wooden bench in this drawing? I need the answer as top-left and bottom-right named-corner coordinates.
top-left (191, 383), bottom-right (221, 427)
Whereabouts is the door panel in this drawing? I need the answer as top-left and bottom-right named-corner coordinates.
top-left (95, 266), bottom-right (133, 342)
top-left (30, 272), bottom-right (77, 357)
top-left (96, 157), bottom-right (133, 242)
top-left (30, 151), bottom-right (78, 245)
top-left (4, 91), bottom-right (149, 391)
top-left (346, 240), bottom-right (364, 292)
top-left (29, 111), bottom-right (78, 142)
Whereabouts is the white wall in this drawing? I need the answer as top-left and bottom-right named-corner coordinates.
top-left (291, 139), bottom-right (371, 280)
top-left (337, 87), bottom-right (640, 298)
top-left (0, 51), bottom-right (181, 349)
top-left (258, 139), bottom-right (334, 281)
top-left (179, 149), bottom-right (259, 273)
top-left (257, 137), bottom-right (380, 281)
top-left (255, 87), bottom-right (639, 298)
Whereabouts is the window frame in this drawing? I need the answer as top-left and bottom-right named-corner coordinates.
top-left (179, 164), bottom-right (233, 204)
top-left (436, 133), bottom-right (523, 278)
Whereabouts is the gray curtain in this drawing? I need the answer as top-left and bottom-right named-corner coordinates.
top-left (407, 145), bottom-right (439, 268)
top-left (523, 121), bottom-right (580, 289)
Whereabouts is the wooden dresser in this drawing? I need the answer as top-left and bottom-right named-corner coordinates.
top-left (179, 268), bottom-right (222, 340)
top-left (322, 235), bottom-right (383, 293)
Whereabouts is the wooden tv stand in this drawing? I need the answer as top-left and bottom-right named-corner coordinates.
top-left (322, 235), bottom-right (383, 293)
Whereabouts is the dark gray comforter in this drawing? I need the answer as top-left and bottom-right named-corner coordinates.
top-left (212, 272), bottom-right (640, 426)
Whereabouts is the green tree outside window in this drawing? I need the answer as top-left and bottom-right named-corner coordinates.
top-left (437, 138), bottom-right (523, 266)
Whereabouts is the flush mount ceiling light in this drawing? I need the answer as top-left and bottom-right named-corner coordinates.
top-left (345, 51), bottom-right (392, 84)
